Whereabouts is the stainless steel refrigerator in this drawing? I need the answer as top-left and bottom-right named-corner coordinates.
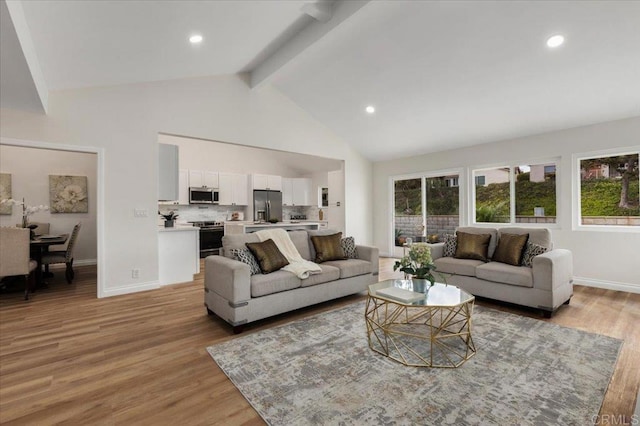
top-left (253, 190), bottom-right (283, 222)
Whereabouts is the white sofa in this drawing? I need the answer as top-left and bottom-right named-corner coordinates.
top-left (430, 226), bottom-right (573, 317)
top-left (205, 229), bottom-right (379, 332)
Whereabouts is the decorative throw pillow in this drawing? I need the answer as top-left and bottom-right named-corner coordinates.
top-left (229, 248), bottom-right (261, 275)
top-left (454, 231), bottom-right (492, 262)
top-left (311, 232), bottom-right (347, 263)
top-left (341, 236), bottom-right (358, 259)
top-left (521, 241), bottom-right (548, 267)
top-left (492, 233), bottom-right (529, 266)
top-left (245, 239), bottom-right (289, 274)
top-left (443, 234), bottom-right (457, 257)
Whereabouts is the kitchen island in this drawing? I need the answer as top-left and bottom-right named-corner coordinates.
top-left (158, 225), bottom-right (200, 285)
top-left (224, 221), bottom-right (321, 234)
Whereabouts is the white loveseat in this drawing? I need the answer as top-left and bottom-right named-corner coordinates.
top-left (430, 226), bottom-right (573, 317)
top-left (205, 229), bottom-right (379, 332)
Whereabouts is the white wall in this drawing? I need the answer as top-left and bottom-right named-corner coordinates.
top-left (373, 116), bottom-right (640, 292)
top-left (0, 73), bottom-right (373, 297)
top-left (0, 145), bottom-right (97, 264)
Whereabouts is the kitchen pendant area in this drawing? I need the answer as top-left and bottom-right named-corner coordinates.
top-left (156, 133), bottom-right (344, 283)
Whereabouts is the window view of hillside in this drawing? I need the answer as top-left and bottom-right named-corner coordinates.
top-left (580, 153), bottom-right (639, 226)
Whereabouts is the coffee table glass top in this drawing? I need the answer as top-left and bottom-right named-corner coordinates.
top-left (369, 279), bottom-right (474, 307)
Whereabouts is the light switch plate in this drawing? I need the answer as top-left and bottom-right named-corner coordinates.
top-left (134, 209), bottom-right (148, 217)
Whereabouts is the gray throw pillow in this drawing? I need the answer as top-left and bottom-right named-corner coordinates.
top-left (521, 241), bottom-right (548, 267)
top-left (230, 248), bottom-right (261, 275)
top-left (443, 234), bottom-right (457, 257)
top-left (341, 236), bottom-right (358, 259)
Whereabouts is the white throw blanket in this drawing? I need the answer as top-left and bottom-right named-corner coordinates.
top-left (255, 229), bottom-right (322, 279)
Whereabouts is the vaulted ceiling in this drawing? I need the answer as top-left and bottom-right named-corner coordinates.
top-left (2, 0), bottom-right (639, 161)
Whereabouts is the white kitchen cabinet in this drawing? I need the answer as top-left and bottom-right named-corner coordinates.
top-left (282, 178), bottom-right (293, 205)
top-left (158, 143), bottom-right (179, 201)
top-left (219, 172), bottom-right (248, 206)
top-left (178, 169), bottom-right (189, 205)
top-left (282, 178), bottom-right (312, 206)
top-left (252, 174), bottom-right (282, 191)
top-left (158, 226), bottom-right (199, 285)
top-left (292, 178), bottom-right (312, 206)
top-left (189, 170), bottom-right (218, 188)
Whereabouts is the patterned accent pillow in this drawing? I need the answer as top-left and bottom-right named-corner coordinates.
top-left (230, 248), bottom-right (261, 275)
top-left (245, 239), bottom-right (290, 274)
top-left (521, 241), bottom-right (548, 267)
top-left (443, 234), bottom-right (457, 257)
top-left (341, 236), bottom-right (358, 259)
top-left (310, 232), bottom-right (347, 263)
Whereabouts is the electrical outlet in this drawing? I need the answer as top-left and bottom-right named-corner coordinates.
top-left (134, 209), bottom-right (148, 218)
top-left (132, 268), bottom-right (140, 279)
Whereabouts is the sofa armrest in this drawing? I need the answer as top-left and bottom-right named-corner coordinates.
top-left (356, 245), bottom-right (379, 275)
top-left (205, 256), bottom-right (251, 303)
top-left (532, 249), bottom-right (573, 292)
top-left (429, 242), bottom-right (445, 260)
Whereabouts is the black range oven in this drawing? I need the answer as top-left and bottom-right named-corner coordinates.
top-left (189, 221), bottom-right (224, 258)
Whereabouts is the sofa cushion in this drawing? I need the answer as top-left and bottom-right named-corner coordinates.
top-left (287, 230), bottom-right (312, 260)
top-left (250, 270), bottom-right (302, 297)
top-left (300, 264), bottom-right (341, 287)
top-left (341, 236), bottom-right (358, 259)
top-left (246, 239), bottom-right (289, 274)
top-left (476, 262), bottom-right (533, 288)
top-left (222, 233), bottom-right (260, 258)
top-left (454, 232), bottom-right (491, 261)
top-left (434, 257), bottom-right (484, 277)
top-left (322, 259), bottom-right (372, 279)
top-left (456, 227), bottom-right (498, 258)
top-left (443, 234), bottom-right (457, 257)
top-left (311, 232), bottom-right (347, 263)
top-left (521, 241), bottom-right (549, 267)
top-left (499, 227), bottom-right (552, 249)
top-left (229, 248), bottom-right (261, 275)
top-left (492, 233), bottom-right (529, 266)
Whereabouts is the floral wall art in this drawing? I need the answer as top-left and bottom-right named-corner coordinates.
top-left (49, 175), bottom-right (88, 213)
top-left (0, 173), bottom-right (12, 215)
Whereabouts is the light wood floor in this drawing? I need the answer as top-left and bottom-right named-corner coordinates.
top-left (1, 259), bottom-right (638, 425)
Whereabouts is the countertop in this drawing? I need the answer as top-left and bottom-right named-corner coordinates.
top-left (158, 225), bottom-right (199, 232)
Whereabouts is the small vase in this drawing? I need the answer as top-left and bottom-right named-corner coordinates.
top-left (164, 220), bottom-right (174, 228)
top-left (410, 278), bottom-right (431, 294)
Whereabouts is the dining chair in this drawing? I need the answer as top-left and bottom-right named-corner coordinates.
top-left (0, 227), bottom-right (37, 300)
top-left (42, 222), bottom-right (81, 284)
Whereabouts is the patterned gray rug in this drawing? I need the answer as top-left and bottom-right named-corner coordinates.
top-left (206, 302), bottom-right (621, 425)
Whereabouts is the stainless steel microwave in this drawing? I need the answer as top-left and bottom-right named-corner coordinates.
top-left (189, 187), bottom-right (219, 204)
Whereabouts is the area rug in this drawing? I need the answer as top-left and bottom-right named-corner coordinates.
top-left (206, 302), bottom-right (621, 425)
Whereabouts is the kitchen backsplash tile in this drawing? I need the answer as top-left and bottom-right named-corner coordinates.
top-left (158, 204), bottom-right (248, 222)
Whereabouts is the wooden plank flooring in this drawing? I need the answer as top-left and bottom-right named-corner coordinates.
top-left (1, 259), bottom-right (638, 424)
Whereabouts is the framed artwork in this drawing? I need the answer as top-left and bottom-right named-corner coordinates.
top-left (0, 173), bottom-right (12, 215)
top-left (49, 175), bottom-right (88, 213)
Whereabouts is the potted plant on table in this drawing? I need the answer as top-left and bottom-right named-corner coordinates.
top-left (393, 242), bottom-right (441, 291)
top-left (159, 210), bottom-right (179, 228)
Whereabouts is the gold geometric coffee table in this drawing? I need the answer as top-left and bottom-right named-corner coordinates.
top-left (365, 279), bottom-right (476, 368)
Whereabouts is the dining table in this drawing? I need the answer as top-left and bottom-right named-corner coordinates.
top-left (30, 234), bottom-right (69, 288)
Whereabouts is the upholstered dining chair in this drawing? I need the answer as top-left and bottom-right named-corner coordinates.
top-left (0, 227), bottom-right (37, 300)
top-left (42, 222), bottom-right (81, 284)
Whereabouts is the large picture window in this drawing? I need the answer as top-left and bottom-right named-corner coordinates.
top-left (473, 162), bottom-right (558, 224)
top-left (578, 152), bottom-right (639, 227)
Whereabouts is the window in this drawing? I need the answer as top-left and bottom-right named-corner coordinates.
top-left (473, 162), bottom-right (558, 225)
top-left (578, 152), bottom-right (639, 227)
top-left (473, 167), bottom-right (510, 223)
top-left (515, 163), bottom-right (557, 224)
top-left (393, 173), bottom-right (460, 248)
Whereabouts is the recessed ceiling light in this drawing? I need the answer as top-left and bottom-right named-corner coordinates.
top-left (546, 35), bottom-right (564, 48)
top-left (189, 34), bottom-right (203, 44)
top-left (365, 105), bottom-right (375, 114)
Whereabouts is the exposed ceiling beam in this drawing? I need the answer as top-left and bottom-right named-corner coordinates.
top-left (3, 0), bottom-right (48, 113)
top-left (249, 0), bottom-right (370, 90)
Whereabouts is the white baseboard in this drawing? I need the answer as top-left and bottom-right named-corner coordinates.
top-left (573, 277), bottom-right (640, 294)
top-left (99, 281), bottom-right (160, 298)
